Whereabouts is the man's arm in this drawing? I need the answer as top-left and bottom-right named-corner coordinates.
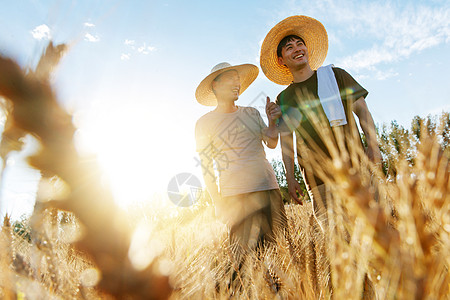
top-left (263, 122), bottom-right (278, 149)
top-left (353, 97), bottom-right (382, 165)
top-left (280, 132), bottom-right (304, 204)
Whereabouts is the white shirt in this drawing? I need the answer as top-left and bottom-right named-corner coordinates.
top-left (195, 106), bottom-right (279, 196)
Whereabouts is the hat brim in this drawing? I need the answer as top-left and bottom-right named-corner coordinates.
top-left (260, 15), bottom-right (328, 85)
top-left (195, 64), bottom-right (259, 106)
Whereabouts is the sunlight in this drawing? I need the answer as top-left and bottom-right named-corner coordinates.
top-left (73, 98), bottom-right (192, 210)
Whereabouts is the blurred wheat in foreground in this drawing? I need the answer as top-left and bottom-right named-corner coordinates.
top-left (0, 43), bottom-right (449, 299)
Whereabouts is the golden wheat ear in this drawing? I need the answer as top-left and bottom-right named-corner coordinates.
top-left (34, 41), bottom-right (68, 80)
top-left (0, 215), bottom-right (17, 299)
top-left (0, 52), bottom-right (173, 299)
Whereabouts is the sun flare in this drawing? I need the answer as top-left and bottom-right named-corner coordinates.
top-left (73, 100), bottom-right (190, 210)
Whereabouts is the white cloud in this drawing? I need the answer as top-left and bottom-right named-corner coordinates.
top-left (137, 43), bottom-right (156, 55)
top-left (123, 40), bottom-right (157, 59)
top-left (332, 2), bottom-right (450, 72)
top-left (121, 53), bottom-right (131, 60)
top-left (84, 22), bottom-right (95, 28)
top-left (31, 24), bottom-right (51, 40)
top-left (355, 68), bottom-right (399, 81)
top-left (84, 33), bottom-right (100, 42)
top-left (280, 0), bottom-right (450, 75)
top-left (373, 68), bottom-right (399, 81)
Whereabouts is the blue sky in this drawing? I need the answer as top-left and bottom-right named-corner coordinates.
top-left (1, 0), bottom-right (449, 218)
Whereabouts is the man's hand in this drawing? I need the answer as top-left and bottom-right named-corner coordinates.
top-left (287, 178), bottom-right (304, 205)
top-left (265, 96), bottom-right (281, 124)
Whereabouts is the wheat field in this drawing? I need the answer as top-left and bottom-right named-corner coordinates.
top-left (0, 42), bottom-right (449, 299)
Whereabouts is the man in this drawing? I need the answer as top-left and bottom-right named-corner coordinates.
top-left (260, 15), bottom-right (382, 212)
top-left (195, 62), bottom-right (287, 284)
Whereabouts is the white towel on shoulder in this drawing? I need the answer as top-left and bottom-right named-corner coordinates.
top-left (317, 64), bottom-right (347, 127)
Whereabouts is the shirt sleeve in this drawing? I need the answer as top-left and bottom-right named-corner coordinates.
top-left (255, 107), bottom-right (267, 131)
top-left (333, 67), bottom-right (369, 103)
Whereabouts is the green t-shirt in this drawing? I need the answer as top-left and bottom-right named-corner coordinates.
top-left (276, 67), bottom-right (368, 187)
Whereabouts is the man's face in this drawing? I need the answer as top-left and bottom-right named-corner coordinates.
top-left (212, 70), bottom-right (240, 101)
top-left (277, 37), bottom-right (309, 70)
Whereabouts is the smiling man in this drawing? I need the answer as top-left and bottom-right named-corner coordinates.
top-left (195, 62), bottom-right (288, 289)
top-left (260, 16), bottom-right (382, 213)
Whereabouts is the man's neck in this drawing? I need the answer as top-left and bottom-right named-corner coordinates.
top-left (291, 65), bottom-right (314, 83)
top-left (214, 99), bottom-right (238, 113)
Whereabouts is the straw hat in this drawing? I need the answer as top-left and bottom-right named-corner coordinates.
top-left (195, 62), bottom-right (259, 106)
top-left (260, 15), bottom-right (328, 85)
